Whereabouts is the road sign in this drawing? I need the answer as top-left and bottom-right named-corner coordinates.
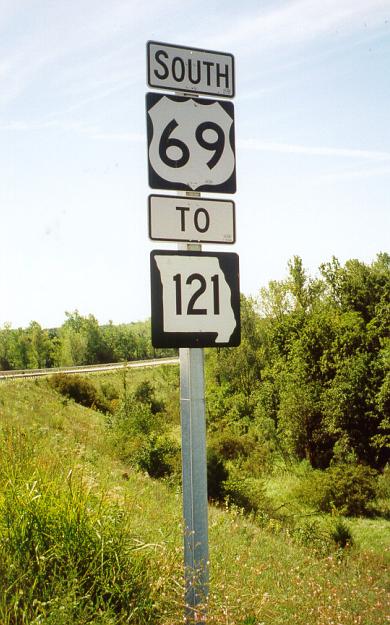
top-left (150, 250), bottom-right (240, 348)
top-left (147, 41), bottom-right (235, 98)
top-left (148, 194), bottom-right (236, 244)
top-left (146, 92), bottom-right (236, 193)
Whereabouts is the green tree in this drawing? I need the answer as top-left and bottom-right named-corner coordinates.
top-left (0, 323), bottom-right (14, 370)
top-left (256, 254), bottom-right (390, 469)
top-left (206, 296), bottom-right (265, 430)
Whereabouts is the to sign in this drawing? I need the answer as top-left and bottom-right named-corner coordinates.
top-left (148, 195), bottom-right (235, 244)
top-left (147, 41), bottom-right (235, 98)
top-left (146, 93), bottom-right (236, 193)
top-left (150, 250), bottom-right (240, 348)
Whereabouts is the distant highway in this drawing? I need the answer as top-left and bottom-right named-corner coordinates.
top-left (0, 357), bottom-right (179, 380)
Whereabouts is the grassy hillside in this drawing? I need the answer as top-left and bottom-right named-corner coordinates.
top-left (0, 373), bottom-right (389, 625)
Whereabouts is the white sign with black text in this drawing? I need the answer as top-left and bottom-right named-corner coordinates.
top-left (146, 93), bottom-right (236, 193)
top-left (148, 195), bottom-right (235, 244)
top-left (147, 41), bottom-right (235, 98)
top-left (150, 250), bottom-right (240, 348)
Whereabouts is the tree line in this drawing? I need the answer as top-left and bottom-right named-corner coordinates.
top-left (0, 312), bottom-right (174, 370)
top-left (206, 253), bottom-right (389, 471)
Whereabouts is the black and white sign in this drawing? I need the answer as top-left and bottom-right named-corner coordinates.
top-left (146, 92), bottom-right (236, 193)
top-left (150, 250), bottom-right (240, 348)
top-left (147, 41), bottom-right (235, 98)
top-left (148, 195), bottom-right (236, 244)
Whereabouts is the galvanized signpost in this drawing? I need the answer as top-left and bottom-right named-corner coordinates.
top-left (146, 40), bottom-right (239, 624)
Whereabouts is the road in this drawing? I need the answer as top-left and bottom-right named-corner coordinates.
top-left (0, 357), bottom-right (179, 380)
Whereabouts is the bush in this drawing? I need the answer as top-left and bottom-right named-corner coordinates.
top-left (135, 434), bottom-right (181, 479)
top-left (223, 475), bottom-right (271, 515)
top-left (288, 517), bottom-right (353, 554)
top-left (329, 518), bottom-right (354, 548)
top-left (377, 463), bottom-right (390, 499)
top-left (210, 431), bottom-right (255, 461)
top-left (295, 463), bottom-right (378, 516)
top-left (207, 448), bottom-right (228, 502)
top-left (134, 380), bottom-right (164, 414)
top-left (100, 380), bottom-right (119, 401)
top-left (49, 373), bottom-right (110, 413)
top-left (290, 519), bottom-right (330, 553)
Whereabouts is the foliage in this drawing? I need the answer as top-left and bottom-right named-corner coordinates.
top-left (206, 253), bottom-right (390, 471)
top-left (223, 474), bottom-right (270, 515)
top-left (328, 518), bottom-right (354, 549)
top-left (206, 448), bottom-right (228, 501)
top-left (206, 441), bottom-right (271, 515)
top-left (294, 463), bottom-right (379, 516)
top-left (0, 312), bottom-right (175, 371)
top-left (209, 430), bottom-right (256, 461)
top-left (109, 375), bottom-right (180, 482)
top-left (286, 516), bottom-right (354, 555)
top-left (135, 433), bottom-right (181, 479)
top-left (288, 518), bottom-right (331, 553)
top-left (377, 463), bottom-right (390, 499)
top-left (134, 380), bottom-right (165, 414)
top-left (48, 373), bottom-right (111, 413)
top-left (0, 321), bottom-right (54, 370)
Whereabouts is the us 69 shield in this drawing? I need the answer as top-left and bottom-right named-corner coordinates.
top-left (146, 92), bottom-right (236, 193)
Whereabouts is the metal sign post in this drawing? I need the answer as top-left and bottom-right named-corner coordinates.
top-left (180, 345), bottom-right (209, 623)
top-left (145, 40), bottom-right (238, 625)
top-left (178, 241), bottom-right (209, 623)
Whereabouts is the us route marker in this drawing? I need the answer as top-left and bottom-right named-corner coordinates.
top-left (146, 92), bottom-right (236, 193)
top-left (150, 250), bottom-right (240, 348)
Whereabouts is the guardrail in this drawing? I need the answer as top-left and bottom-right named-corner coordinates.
top-left (0, 357), bottom-right (179, 380)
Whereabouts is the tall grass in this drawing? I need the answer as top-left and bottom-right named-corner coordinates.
top-left (0, 426), bottom-right (158, 625)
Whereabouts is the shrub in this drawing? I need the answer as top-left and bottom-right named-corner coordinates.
top-left (290, 519), bottom-right (331, 553)
top-left (207, 448), bottom-right (228, 502)
top-left (210, 431), bottom-right (255, 460)
top-left (377, 463), bottom-right (390, 499)
top-left (113, 393), bottom-right (164, 438)
top-left (288, 517), bottom-right (353, 553)
top-left (295, 463), bottom-right (378, 516)
top-left (223, 475), bottom-right (270, 515)
top-left (100, 380), bottom-right (119, 401)
top-left (134, 380), bottom-right (164, 414)
top-left (135, 434), bottom-right (181, 479)
top-left (329, 518), bottom-right (354, 548)
top-left (49, 373), bottom-right (110, 413)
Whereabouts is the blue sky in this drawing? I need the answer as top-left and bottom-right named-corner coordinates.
top-left (1, 0), bottom-right (389, 328)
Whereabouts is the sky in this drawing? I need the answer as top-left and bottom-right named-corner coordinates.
top-left (1, 0), bottom-right (389, 329)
